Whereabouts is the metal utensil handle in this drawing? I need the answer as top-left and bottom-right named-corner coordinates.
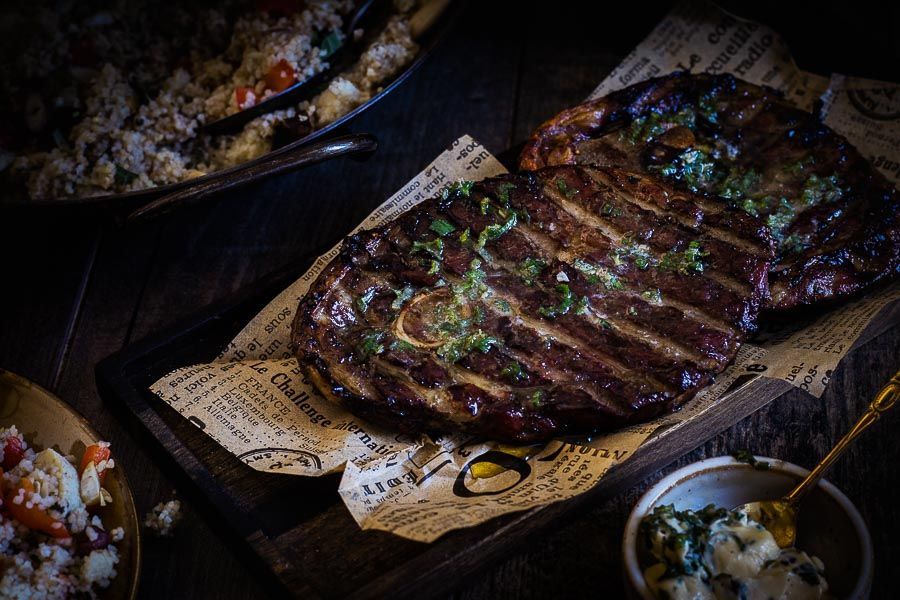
top-left (409, 0), bottom-right (452, 39)
top-left (785, 369), bottom-right (900, 506)
top-left (126, 133), bottom-right (377, 223)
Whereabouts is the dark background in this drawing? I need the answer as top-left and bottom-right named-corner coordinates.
top-left (1, 1), bottom-right (898, 598)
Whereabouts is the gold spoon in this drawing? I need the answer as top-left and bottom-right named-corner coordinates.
top-left (736, 369), bottom-right (900, 548)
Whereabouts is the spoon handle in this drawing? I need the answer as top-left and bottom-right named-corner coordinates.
top-left (785, 369), bottom-right (900, 506)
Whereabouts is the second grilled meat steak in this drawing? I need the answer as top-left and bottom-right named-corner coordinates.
top-left (292, 166), bottom-right (775, 442)
top-left (520, 73), bottom-right (900, 310)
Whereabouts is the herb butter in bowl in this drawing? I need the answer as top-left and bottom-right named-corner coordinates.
top-left (622, 455), bottom-right (873, 599)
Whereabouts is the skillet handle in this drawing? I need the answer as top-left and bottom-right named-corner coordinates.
top-left (126, 133), bottom-right (377, 223)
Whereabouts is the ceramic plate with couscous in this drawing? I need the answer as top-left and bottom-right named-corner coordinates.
top-left (0, 427), bottom-right (123, 598)
top-left (0, 370), bottom-right (140, 600)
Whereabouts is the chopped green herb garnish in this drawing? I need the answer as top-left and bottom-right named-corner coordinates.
top-left (717, 168), bottom-right (760, 201)
top-left (389, 339), bottom-right (416, 352)
top-left (641, 289), bottom-right (663, 304)
top-left (556, 178), bottom-right (578, 199)
top-left (474, 213), bottom-right (517, 251)
top-left (517, 257), bottom-right (547, 286)
top-left (358, 331), bottom-right (385, 358)
top-left (391, 286), bottom-right (414, 310)
top-left (114, 164), bottom-right (138, 186)
top-left (441, 180), bottom-right (474, 201)
top-left (697, 93), bottom-right (719, 123)
top-left (780, 233), bottom-right (807, 255)
top-left (622, 112), bottom-right (667, 144)
top-left (411, 238), bottom-right (444, 259)
top-left (318, 30), bottom-right (343, 58)
top-left (650, 148), bottom-right (721, 193)
top-left (495, 182), bottom-right (516, 204)
top-left (529, 390), bottom-right (543, 408)
top-left (426, 259), bottom-right (441, 275)
top-left (731, 450), bottom-right (770, 471)
top-left (800, 174), bottom-right (843, 206)
top-left (472, 305), bottom-right (486, 324)
top-left (356, 287), bottom-right (376, 313)
top-left (453, 259), bottom-right (489, 301)
top-left (436, 330), bottom-right (499, 363)
top-left (429, 219), bottom-right (456, 237)
top-left (600, 202), bottom-right (623, 217)
top-left (752, 196), bottom-right (796, 242)
top-left (539, 284), bottom-right (575, 318)
top-left (574, 296), bottom-right (590, 315)
top-left (786, 155), bottom-right (816, 176)
top-left (501, 361), bottom-right (526, 383)
top-left (518, 206), bottom-right (532, 225)
top-left (658, 240), bottom-right (708, 275)
top-left (479, 197), bottom-right (491, 215)
top-left (611, 236), bottom-right (654, 270)
top-left (572, 258), bottom-right (624, 291)
top-left (458, 228), bottom-right (471, 244)
top-left (493, 298), bottom-right (512, 314)
top-left (621, 107), bottom-right (698, 145)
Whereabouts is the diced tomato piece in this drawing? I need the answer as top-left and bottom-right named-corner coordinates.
top-left (264, 59), bottom-right (296, 93)
top-left (79, 443), bottom-right (111, 484)
top-left (235, 86), bottom-right (257, 111)
top-left (6, 478), bottom-right (70, 539)
top-left (255, 0), bottom-right (305, 17)
top-left (2, 436), bottom-right (24, 470)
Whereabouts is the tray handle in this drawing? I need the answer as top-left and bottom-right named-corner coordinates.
top-left (126, 133), bottom-right (377, 223)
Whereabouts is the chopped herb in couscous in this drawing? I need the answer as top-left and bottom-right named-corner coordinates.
top-left (0, 426), bottom-right (123, 599)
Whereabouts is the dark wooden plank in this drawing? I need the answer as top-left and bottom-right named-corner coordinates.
top-left (50, 220), bottom-right (270, 600)
top-left (0, 211), bottom-right (100, 387)
top-left (509, 3), bottom-right (671, 147)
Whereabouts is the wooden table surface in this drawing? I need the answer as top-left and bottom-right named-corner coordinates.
top-left (2, 2), bottom-right (898, 598)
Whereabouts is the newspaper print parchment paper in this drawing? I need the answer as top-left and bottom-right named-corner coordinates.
top-left (151, 0), bottom-right (899, 542)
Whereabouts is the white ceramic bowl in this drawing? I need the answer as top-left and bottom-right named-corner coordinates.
top-left (622, 456), bottom-right (873, 599)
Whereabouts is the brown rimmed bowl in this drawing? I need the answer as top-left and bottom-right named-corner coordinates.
top-left (0, 369), bottom-right (141, 599)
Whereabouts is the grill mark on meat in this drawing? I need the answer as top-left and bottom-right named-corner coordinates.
top-left (585, 169), bottom-right (770, 257)
top-left (358, 253), bottom-right (683, 403)
top-left (483, 181), bottom-right (758, 330)
top-left (292, 165), bottom-right (775, 441)
top-left (479, 250), bottom-right (717, 368)
top-left (520, 72), bottom-right (899, 310)
top-left (440, 230), bottom-right (716, 365)
top-left (432, 232), bottom-right (712, 388)
top-left (540, 180), bottom-right (754, 298)
top-left (340, 228), bottom-right (703, 392)
top-left (434, 270), bottom-right (679, 393)
top-left (346, 277), bottom-right (678, 424)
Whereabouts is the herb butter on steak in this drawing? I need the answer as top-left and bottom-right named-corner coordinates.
top-left (520, 72), bottom-right (899, 310)
top-left (291, 166), bottom-right (774, 442)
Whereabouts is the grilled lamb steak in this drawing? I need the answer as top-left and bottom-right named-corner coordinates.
top-left (292, 166), bottom-right (775, 442)
top-left (520, 72), bottom-right (900, 310)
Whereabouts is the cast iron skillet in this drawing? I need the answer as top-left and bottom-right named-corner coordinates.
top-left (2, 0), bottom-right (462, 217)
